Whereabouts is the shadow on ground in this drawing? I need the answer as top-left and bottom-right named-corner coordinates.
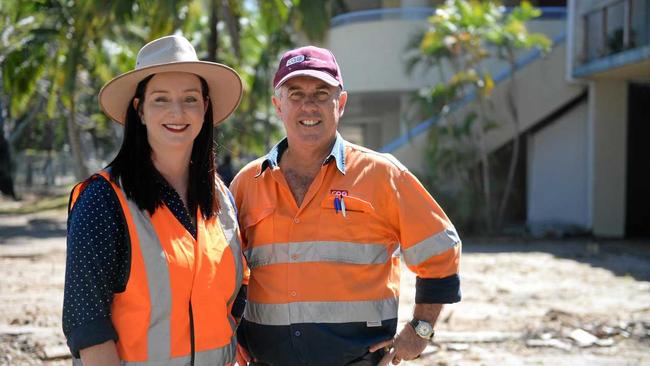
top-left (0, 217), bottom-right (66, 244)
top-left (464, 238), bottom-right (650, 282)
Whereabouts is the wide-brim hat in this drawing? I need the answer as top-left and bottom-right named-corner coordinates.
top-left (99, 35), bottom-right (243, 125)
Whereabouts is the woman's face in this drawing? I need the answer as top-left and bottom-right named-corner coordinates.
top-left (134, 72), bottom-right (207, 155)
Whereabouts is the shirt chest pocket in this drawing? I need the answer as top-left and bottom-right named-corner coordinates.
top-left (242, 207), bottom-right (275, 247)
top-left (319, 195), bottom-right (377, 241)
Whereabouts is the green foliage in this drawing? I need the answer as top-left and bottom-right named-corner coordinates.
top-left (408, 0), bottom-right (551, 233)
top-left (1, 0), bottom-right (333, 178)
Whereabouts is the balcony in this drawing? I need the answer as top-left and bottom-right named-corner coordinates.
top-left (574, 0), bottom-right (650, 78)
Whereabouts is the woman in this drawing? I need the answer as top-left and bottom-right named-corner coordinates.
top-left (62, 35), bottom-right (245, 365)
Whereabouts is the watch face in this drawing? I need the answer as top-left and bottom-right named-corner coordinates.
top-left (415, 321), bottom-right (433, 337)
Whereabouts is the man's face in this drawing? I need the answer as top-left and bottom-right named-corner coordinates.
top-left (272, 76), bottom-right (347, 150)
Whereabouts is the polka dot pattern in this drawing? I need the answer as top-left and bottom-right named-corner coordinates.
top-left (154, 172), bottom-right (197, 238)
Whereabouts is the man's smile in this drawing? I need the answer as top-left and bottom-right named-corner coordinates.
top-left (299, 119), bottom-right (321, 126)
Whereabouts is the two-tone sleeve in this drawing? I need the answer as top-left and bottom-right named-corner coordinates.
top-left (62, 177), bottom-right (129, 357)
top-left (394, 170), bottom-right (461, 304)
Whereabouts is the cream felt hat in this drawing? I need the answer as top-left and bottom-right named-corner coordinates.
top-left (98, 35), bottom-right (242, 125)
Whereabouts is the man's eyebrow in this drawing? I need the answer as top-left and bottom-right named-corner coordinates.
top-left (286, 85), bottom-right (331, 92)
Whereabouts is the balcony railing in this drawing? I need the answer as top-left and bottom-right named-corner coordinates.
top-left (330, 7), bottom-right (434, 28)
top-left (331, 6), bottom-right (567, 28)
top-left (582, 0), bottom-right (650, 63)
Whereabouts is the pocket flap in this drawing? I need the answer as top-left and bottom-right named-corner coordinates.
top-left (242, 207), bottom-right (274, 229)
top-left (320, 195), bottom-right (375, 213)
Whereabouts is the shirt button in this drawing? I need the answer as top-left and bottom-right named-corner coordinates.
top-left (290, 291), bottom-right (297, 297)
top-left (294, 330), bottom-right (301, 337)
top-left (293, 218), bottom-right (300, 224)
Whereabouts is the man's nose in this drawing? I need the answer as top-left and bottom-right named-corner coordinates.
top-left (301, 96), bottom-right (319, 110)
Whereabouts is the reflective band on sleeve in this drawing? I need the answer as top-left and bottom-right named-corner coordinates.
top-left (244, 298), bottom-right (398, 326)
top-left (247, 241), bottom-right (388, 269)
top-left (401, 227), bottom-right (460, 266)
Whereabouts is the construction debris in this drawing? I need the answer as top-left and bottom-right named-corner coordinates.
top-left (568, 328), bottom-right (599, 347)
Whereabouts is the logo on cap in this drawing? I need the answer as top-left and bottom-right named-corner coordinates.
top-left (286, 55), bottom-right (305, 67)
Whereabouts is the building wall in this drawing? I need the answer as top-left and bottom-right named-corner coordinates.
top-left (391, 42), bottom-right (585, 170)
top-left (328, 19), bottom-right (431, 93)
top-left (590, 81), bottom-right (628, 237)
top-left (527, 101), bottom-right (589, 230)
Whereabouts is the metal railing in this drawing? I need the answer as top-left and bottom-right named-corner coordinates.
top-left (582, 0), bottom-right (650, 63)
top-left (330, 6), bottom-right (567, 28)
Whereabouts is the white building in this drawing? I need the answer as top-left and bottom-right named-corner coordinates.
top-left (325, 0), bottom-right (650, 238)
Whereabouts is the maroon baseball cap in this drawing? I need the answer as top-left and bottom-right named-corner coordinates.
top-left (273, 45), bottom-right (343, 89)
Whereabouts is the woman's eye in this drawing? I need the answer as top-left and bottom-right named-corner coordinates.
top-left (185, 96), bottom-right (198, 103)
top-left (154, 97), bottom-right (168, 103)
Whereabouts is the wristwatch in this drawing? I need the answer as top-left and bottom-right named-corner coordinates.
top-left (409, 318), bottom-right (435, 340)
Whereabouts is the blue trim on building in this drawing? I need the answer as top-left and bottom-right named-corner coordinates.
top-left (379, 32), bottom-right (567, 154)
top-left (331, 7), bottom-right (433, 27)
top-left (331, 7), bottom-right (567, 28)
top-left (573, 45), bottom-right (650, 78)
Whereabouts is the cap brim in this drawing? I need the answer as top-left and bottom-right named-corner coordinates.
top-left (274, 70), bottom-right (340, 89)
top-left (99, 61), bottom-right (243, 125)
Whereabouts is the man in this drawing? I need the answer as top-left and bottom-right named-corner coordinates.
top-left (230, 46), bottom-right (461, 366)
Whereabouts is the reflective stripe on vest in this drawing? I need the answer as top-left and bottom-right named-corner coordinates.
top-left (121, 338), bottom-right (236, 366)
top-left (214, 182), bottom-right (244, 335)
top-left (215, 183), bottom-right (244, 308)
top-left (73, 340), bottom-right (236, 366)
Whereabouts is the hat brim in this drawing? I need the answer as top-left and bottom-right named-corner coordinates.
top-left (274, 70), bottom-right (340, 89)
top-left (99, 61), bottom-right (243, 125)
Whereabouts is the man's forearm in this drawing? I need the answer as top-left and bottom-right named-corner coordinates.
top-left (413, 303), bottom-right (443, 325)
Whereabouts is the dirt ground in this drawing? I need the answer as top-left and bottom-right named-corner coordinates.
top-left (1, 207), bottom-right (649, 366)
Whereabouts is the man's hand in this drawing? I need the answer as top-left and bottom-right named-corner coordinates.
top-left (370, 303), bottom-right (442, 365)
top-left (369, 324), bottom-right (428, 365)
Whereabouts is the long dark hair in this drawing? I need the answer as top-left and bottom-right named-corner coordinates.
top-left (107, 74), bottom-right (219, 219)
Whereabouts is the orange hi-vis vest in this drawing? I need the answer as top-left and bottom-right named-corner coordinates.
top-left (69, 171), bottom-right (244, 365)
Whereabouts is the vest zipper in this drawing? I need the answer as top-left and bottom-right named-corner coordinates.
top-left (189, 301), bottom-right (195, 366)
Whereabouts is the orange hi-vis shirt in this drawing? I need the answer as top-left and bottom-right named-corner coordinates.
top-left (230, 134), bottom-right (461, 365)
top-left (69, 171), bottom-right (244, 366)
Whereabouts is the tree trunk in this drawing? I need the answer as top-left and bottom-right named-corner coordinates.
top-left (496, 49), bottom-right (521, 231)
top-left (66, 90), bottom-right (89, 180)
top-left (207, 0), bottom-right (219, 62)
top-left (476, 100), bottom-right (493, 233)
top-left (222, 0), bottom-right (241, 59)
top-left (0, 81), bottom-right (17, 199)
